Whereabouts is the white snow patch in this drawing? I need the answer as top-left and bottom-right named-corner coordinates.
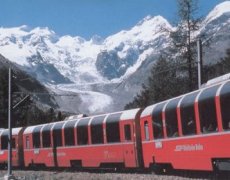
top-left (112, 48), bottom-right (154, 83)
top-left (55, 84), bottom-right (113, 114)
top-left (204, 1), bottom-right (230, 25)
top-left (0, 15), bottom-right (172, 85)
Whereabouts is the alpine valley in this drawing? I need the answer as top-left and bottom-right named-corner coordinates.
top-left (0, 1), bottom-right (230, 114)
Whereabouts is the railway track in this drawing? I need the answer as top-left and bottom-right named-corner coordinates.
top-left (0, 169), bottom-right (229, 180)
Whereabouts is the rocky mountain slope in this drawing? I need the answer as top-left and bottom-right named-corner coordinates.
top-left (201, 1), bottom-right (230, 65)
top-left (0, 54), bottom-right (60, 111)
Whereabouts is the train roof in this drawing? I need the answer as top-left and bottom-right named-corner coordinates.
top-left (23, 108), bottom-right (141, 134)
top-left (141, 78), bottom-right (230, 118)
top-left (0, 127), bottom-right (23, 136)
top-left (205, 73), bottom-right (230, 87)
top-left (141, 104), bottom-right (156, 118)
top-left (23, 125), bottom-right (38, 135)
top-left (120, 108), bottom-right (140, 121)
top-left (12, 127), bottom-right (23, 135)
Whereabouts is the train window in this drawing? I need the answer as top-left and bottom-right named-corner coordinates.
top-left (180, 91), bottom-right (199, 136)
top-left (53, 122), bottom-right (64, 147)
top-left (124, 124), bottom-right (131, 141)
top-left (64, 120), bottom-right (76, 146)
top-left (91, 115), bottom-right (105, 144)
top-left (144, 121), bottom-right (150, 140)
top-left (106, 113), bottom-right (121, 143)
top-left (199, 85), bottom-right (219, 133)
top-left (32, 125), bottom-right (43, 148)
top-left (152, 102), bottom-right (166, 139)
top-left (220, 82), bottom-right (230, 130)
top-left (1, 131), bottom-right (8, 150)
top-left (77, 118), bottom-right (90, 145)
top-left (26, 136), bottom-right (30, 149)
top-left (12, 138), bottom-right (16, 149)
top-left (42, 124), bottom-right (53, 148)
top-left (165, 98), bottom-right (180, 138)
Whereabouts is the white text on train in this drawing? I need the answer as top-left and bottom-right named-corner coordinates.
top-left (174, 144), bottom-right (203, 152)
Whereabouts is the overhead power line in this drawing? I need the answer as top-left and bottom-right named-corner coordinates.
top-left (13, 92), bottom-right (80, 97)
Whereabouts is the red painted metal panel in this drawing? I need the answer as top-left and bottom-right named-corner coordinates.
top-left (194, 101), bottom-right (201, 135)
top-left (23, 143), bottom-right (138, 168)
top-left (141, 132), bottom-right (230, 171)
top-left (177, 107), bottom-right (183, 136)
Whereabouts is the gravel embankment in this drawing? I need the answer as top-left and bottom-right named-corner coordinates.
top-left (0, 170), bottom-right (226, 180)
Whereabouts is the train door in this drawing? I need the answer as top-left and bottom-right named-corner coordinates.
top-left (12, 136), bottom-right (18, 166)
top-left (123, 122), bottom-right (137, 167)
top-left (18, 129), bottom-right (25, 167)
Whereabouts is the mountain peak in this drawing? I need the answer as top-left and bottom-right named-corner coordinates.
top-left (205, 1), bottom-right (230, 24)
top-left (0, 25), bottom-right (28, 36)
top-left (90, 35), bottom-right (104, 45)
top-left (137, 15), bottom-right (170, 27)
top-left (30, 27), bottom-right (55, 35)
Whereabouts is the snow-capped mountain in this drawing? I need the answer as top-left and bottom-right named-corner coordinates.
top-left (0, 1), bottom-right (230, 114)
top-left (96, 15), bottom-right (171, 80)
top-left (0, 15), bottom-right (172, 114)
top-left (0, 15), bottom-right (172, 85)
top-left (203, 1), bottom-right (230, 25)
top-left (200, 1), bottom-right (230, 65)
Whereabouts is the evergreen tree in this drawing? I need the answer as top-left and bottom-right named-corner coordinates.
top-left (220, 48), bottom-right (230, 73)
top-left (57, 111), bottom-right (63, 121)
top-left (125, 56), bottom-right (186, 109)
top-left (170, 0), bottom-right (201, 91)
top-left (0, 68), bottom-right (62, 128)
top-left (47, 108), bottom-right (56, 122)
top-left (202, 48), bottom-right (230, 82)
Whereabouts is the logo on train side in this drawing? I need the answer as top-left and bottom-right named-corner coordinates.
top-left (104, 150), bottom-right (116, 158)
top-left (174, 144), bottom-right (203, 152)
top-left (47, 152), bottom-right (66, 157)
top-left (155, 141), bottom-right (163, 149)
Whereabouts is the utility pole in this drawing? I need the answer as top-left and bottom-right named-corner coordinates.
top-left (4, 68), bottom-right (15, 180)
top-left (197, 39), bottom-right (203, 89)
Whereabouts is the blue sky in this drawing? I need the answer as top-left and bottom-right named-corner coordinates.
top-left (0, 0), bottom-right (225, 39)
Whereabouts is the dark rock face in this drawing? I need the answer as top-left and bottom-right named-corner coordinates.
top-left (96, 50), bottom-right (121, 80)
top-left (201, 14), bottom-right (230, 65)
top-left (25, 52), bottom-right (72, 84)
top-left (96, 48), bottom-right (139, 80)
top-left (0, 53), bottom-right (58, 108)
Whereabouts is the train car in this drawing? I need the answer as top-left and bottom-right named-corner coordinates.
top-left (23, 108), bottom-right (144, 169)
top-left (23, 123), bottom-right (55, 167)
top-left (140, 79), bottom-right (230, 173)
top-left (0, 127), bottom-right (24, 167)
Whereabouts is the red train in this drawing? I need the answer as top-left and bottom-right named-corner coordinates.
top-left (1, 77), bottom-right (230, 173)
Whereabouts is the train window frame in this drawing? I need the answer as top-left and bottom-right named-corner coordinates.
top-left (77, 118), bottom-right (90, 145)
top-left (180, 91), bottom-right (199, 136)
top-left (52, 122), bottom-right (65, 147)
top-left (152, 102), bottom-right (166, 140)
top-left (106, 113), bottom-right (121, 143)
top-left (220, 82), bottom-right (230, 131)
top-left (91, 116), bottom-right (105, 144)
top-left (12, 138), bottom-right (16, 149)
top-left (144, 121), bottom-right (150, 141)
top-left (64, 120), bottom-right (76, 146)
top-left (124, 124), bottom-right (132, 141)
top-left (165, 98), bottom-right (181, 138)
top-left (42, 124), bottom-right (53, 148)
top-left (199, 85), bottom-right (219, 134)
